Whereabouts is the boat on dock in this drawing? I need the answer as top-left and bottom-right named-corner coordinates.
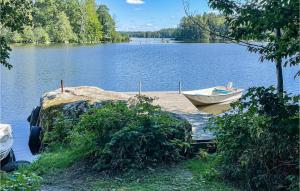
top-left (183, 83), bottom-right (243, 106)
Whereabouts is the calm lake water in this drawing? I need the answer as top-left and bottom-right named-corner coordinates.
top-left (1, 38), bottom-right (299, 161)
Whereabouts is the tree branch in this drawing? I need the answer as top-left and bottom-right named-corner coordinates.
top-left (182, 0), bottom-right (269, 50)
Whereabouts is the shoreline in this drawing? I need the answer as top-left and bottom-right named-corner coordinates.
top-left (9, 38), bottom-right (245, 46)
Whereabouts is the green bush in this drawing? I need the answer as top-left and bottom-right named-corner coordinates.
top-left (0, 171), bottom-right (41, 191)
top-left (71, 96), bottom-right (192, 170)
top-left (41, 100), bottom-right (109, 149)
top-left (213, 86), bottom-right (299, 190)
top-left (42, 112), bottom-right (76, 149)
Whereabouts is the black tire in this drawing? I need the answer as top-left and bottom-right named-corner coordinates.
top-left (29, 106), bottom-right (41, 127)
top-left (1, 149), bottom-right (16, 168)
top-left (27, 114), bottom-right (31, 122)
top-left (1, 160), bottom-right (31, 172)
top-left (28, 126), bottom-right (42, 155)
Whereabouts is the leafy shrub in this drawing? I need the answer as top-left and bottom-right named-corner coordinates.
top-left (71, 96), bottom-right (192, 170)
top-left (41, 100), bottom-right (109, 149)
top-left (213, 86), bottom-right (299, 190)
top-left (0, 170), bottom-right (41, 191)
top-left (42, 113), bottom-right (75, 149)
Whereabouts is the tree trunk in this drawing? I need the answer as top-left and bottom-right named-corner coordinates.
top-left (275, 57), bottom-right (283, 93)
top-left (275, 28), bottom-right (283, 93)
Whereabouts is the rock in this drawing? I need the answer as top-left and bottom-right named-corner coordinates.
top-left (36, 86), bottom-right (130, 148)
top-left (41, 86), bottom-right (129, 109)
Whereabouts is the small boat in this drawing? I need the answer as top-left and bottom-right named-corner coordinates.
top-left (1, 124), bottom-right (31, 172)
top-left (0, 124), bottom-right (14, 162)
top-left (183, 82), bottom-right (243, 106)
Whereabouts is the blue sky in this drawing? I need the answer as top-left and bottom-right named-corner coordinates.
top-left (97, 0), bottom-right (212, 31)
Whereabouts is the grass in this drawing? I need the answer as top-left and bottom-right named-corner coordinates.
top-left (91, 159), bottom-right (236, 191)
top-left (28, 147), bottom-right (86, 175)
top-left (27, 147), bottom-right (238, 191)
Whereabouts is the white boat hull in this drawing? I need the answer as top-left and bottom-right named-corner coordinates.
top-left (183, 86), bottom-right (243, 106)
top-left (0, 124), bottom-right (13, 161)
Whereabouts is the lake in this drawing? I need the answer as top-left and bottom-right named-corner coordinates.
top-left (1, 38), bottom-right (299, 161)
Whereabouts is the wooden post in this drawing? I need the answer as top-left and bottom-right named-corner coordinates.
top-left (138, 81), bottom-right (141, 96)
top-left (179, 81), bottom-right (182, 94)
top-left (61, 80), bottom-right (64, 93)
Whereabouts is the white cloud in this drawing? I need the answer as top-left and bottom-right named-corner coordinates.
top-left (146, 23), bottom-right (153, 26)
top-left (126, 0), bottom-right (144, 5)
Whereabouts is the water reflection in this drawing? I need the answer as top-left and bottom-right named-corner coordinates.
top-left (197, 100), bottom-right (236, 115)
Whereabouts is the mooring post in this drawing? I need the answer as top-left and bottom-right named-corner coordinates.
top-left (138, 81), bottom-right (142, 96)
top-left (61, 80), bottom-right (64, 93)
top-left (179, 81), bottom-right (182, 94)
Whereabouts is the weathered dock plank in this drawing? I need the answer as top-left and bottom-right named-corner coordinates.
top-left (126, 92), bottom-right (214, 141)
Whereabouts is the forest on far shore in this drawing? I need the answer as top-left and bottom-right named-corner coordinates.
top-left (3, 2), bottom-right (228, 45)
top-left (3, 0), bottom-right (129, 44)
top-left (122, 13), bottom-right (228, 42)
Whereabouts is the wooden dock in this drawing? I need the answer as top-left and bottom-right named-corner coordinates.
top-left (126, 91), bottom-right (214, 142)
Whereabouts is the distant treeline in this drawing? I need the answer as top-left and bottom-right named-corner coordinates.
top-left (3, 0), bottom-right (129, 44)
top-left (122, 28), bottom-right (177, 38)
top-left (123, 13), bottom-right (228, 42)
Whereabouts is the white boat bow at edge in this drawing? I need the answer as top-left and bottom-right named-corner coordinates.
top-left (0, 124), bottom-right (13, 161)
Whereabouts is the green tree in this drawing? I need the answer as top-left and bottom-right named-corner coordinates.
top-left (33, 0), bottom-right (59, 40)
top-left (0, 0), bottom-right (32, 69)
top-left (60, 0), bottom-right (82, 35)
top-left (34, 0), bottom-right (81, 42)
top-left (97, 4), bottom-right (115, 42)
top-left (209, 0), bottom-right (300, 92)
top-left (203, 13), bottom-right (227, 41)
top-left (123, 28), bottom-right (176, 38)
top-left (158, 28), bottom-right (177, 38)
top-left (175, 13), bottom-right (227, 42)
top-left (1, 28), bottom-right (14, 42)
top-left (81, 0), bottom-right (103, 43)
top-left (53, 12), bottom-right (76, 43)
top-left (22, 26), bottom-right (35, 43)
top-left (12, 31), bottom-right (23, 43)
top-left (176, 15), bottom-right (210, 42)
top-left (1, 0), bottom-right (124, 47)
top-left (34, 27), bottom-right (50, 43)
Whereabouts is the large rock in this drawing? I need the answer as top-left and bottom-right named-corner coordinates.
top-left (41, 86), bottom-right (129, 109)
top-left (37, 86), bottom-right (130, 147)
